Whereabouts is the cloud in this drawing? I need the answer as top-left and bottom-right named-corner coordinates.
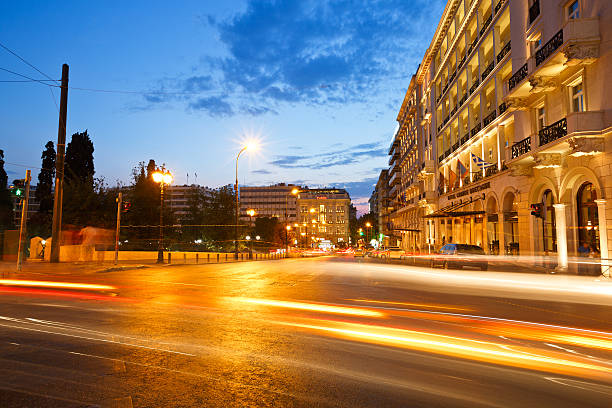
top-left (138, 0), bottom-right (445, 116)
top-left (252, 169), bottom-right (272, 174)
top-left (188, 96), bottom-right (234, 116)
top-left (269, 139), bottom-right (387, 170)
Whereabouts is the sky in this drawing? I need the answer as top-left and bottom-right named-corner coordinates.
top-left (1, 0), bottom-right (445, 215)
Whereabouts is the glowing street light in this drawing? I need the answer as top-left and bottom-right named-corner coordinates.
top-left (152, 168), bottom-right (172, 263)
top-left (235, 141), bottom-right (258, 259)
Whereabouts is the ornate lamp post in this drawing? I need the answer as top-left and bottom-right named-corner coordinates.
top-left (152, 168), bottom-right (173, 263)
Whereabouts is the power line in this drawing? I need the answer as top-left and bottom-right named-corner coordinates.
top-left (0, 41), bottom-right (58, 82)
top-left (0, 79), bottom-right (57, 83)
top-left (0, 67), bottom-right (59, 87)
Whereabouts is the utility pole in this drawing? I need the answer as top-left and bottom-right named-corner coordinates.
top-left (50, 64), bottom-right (69, 263)
top-left (114, 192), bottom-right (122, 265)
top-left (16, 170), bottom-right (31, 271)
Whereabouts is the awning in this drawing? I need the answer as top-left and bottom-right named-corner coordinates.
top-left (423, 197), bottom-right (485, 218)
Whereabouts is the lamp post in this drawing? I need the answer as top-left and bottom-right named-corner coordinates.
top-left (284, 187), bottom-right (300, 254)
top-left (152, 168), bottom-right (173, 263)
top-left (247, 208), bottom-right (256, 259)
top-left (365, 221), bottom-right (372, 242)
top-left (235, 141), bottom-right (257, 259)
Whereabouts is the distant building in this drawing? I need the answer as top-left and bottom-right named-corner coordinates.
top-left (239, 184), bottom-right (300, 227)
top-left (11, 183), bottom-right (39, 227)
top-left (297, 188), bottom-right (351, 246)
top-left (166, 184), bottom-right (213, 223)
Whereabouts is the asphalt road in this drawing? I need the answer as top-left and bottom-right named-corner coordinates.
top-left (0, 257), bottom-right (611, 407)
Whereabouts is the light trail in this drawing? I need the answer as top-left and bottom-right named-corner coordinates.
top-left (229, 297), bottom-right (386, 317)
top-left (345, 298), bottom-right (473, 312)
top-left (0, 279), bottom-right (115, 291)
top-left (279, 319), bottom-right (612, 381)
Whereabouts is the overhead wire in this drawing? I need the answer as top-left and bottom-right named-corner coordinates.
top-left (0, 41), bottom-right (58, 82)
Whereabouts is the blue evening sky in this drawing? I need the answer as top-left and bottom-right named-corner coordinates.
top-left (1, 0), bottom-right (444, 214)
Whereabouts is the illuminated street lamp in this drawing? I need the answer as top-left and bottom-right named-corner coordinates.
top-left (284, 187), bottom-right (301, 253)
top-left (365, 221), bottom-right (372, 241)
top-left (235, 141), bottom-right (258, 259)
top-left (152, 168), bottom-right (173, 263)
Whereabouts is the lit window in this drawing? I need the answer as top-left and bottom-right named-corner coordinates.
top-left (537, 105), bottom-right (546, 131)
top-left (571, 81), bottom-right (584, 112)
top-left (567, 1), bottom-right (579, 20)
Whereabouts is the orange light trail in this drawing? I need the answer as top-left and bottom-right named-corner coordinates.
top-left (0, 279), bottom-right (116, 291)
top-left (230, 297), bottom-right (385, 317)
top-left (279, 320), bottom-right (612, 380)
top-left (346, 298), bottom-right (473, 312)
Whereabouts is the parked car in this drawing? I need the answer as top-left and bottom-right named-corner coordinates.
top-left (378, 247), bottom-right (405, 259)
top-left (430, 244), bottom-right (488, 270)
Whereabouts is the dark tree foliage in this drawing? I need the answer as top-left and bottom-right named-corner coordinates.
top-left (200, 185), bottom-right (235, 246)
top-left (36, 141), bottom-right (55, 213)
top-left (65, 130), bottom-right (94, 184)
top-left (0, 150), bottom-right (14, 230)
top-left (254, 217), bottom-right (283, 245)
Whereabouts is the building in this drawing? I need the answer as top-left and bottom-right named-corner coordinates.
top-left (296, 188), bottom-right (351, 246)
top-left (239, 184), bottom-right (300, 227)
top-left (166, 184), bottom-right (213, 223)
top-left (385, 0), bottom-right (611, 272)
top-left (11, 183), bottom-right (40, 226)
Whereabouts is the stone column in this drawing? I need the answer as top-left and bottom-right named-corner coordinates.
top-left (498, 212), bottom-right (505, 255)
top-left (470, 217), bottom-right (475, 244)
top-left (595, 199), bottom-right (610, 278)
top-left (553, 204), bottom-right (568, 270)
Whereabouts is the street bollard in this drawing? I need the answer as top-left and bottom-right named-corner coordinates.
top-left (184, 253), bottom-right (187, 264)
top-left (196, 253), bottom-right (199, 264)
top-left (225, 253), bottom-right (228, 261)
top-left (217, 253), bottom-right (220, 262)
top-left (208, 253), bottom-right (210, 262)
top-left (168, 253), bottom-right (172, 264)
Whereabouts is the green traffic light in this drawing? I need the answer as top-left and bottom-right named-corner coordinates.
top-left (15, 189), bottom-right (22, 196)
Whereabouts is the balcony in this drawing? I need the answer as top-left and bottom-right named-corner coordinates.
top-left (469, 79), bottom-right (480, 94)
top-left (460, 134), bottom-right (469, 145)
top-left (449, 70), bottom-right (457, 84)
top-left (528, 0), bottom-right (540, 25)
top-left (452, 141), bottom-right (460, 152)
top-left (485, 166), bottom-right (499, 178)
top-left (438, 154), bottom-right (444, 163)
top-left (388, 171), bottom-right (401, 186)
top-left (480, 14), bottom-right (492, 36)
top-left (494, 0), bottom-right (506, 15)
top-left (471, 122), bottom-right (482, 137)
top-left (450, 105), bottom-right (457, 116)
top-left (458, 54), bottom-right (466, 68)
top-left (511, 136), bottom-right (531, 159)
top-left (459, 93), bottom-right (467, 106)
top-left (539, 118), bottom-right (567, 147)
top-left (481, 61), bottom-right (495, 81)
top-left (508, 63), bottom-right (528, 91)
top-left (468, 36), bottom-right (478, 55)
top-left (497, 41), bottom-right (511, 63)
top-left (498, 101), bottom-right (507, 115)
top-left (483, 110), bottom-right (497, 127)
top-left (444, 149), bottom-right (451, 158)
top-left (535, 30), bottom-right (563, 67)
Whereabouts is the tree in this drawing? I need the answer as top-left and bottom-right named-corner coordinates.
top-left (200, 185), bottom-right (235, 248)
top-left (254, 217), bottom-right (283, 245)
top-left (65, 130), bottom-right (94, 184)
top-left (36, 141), bottom-right (55, 213)
top-left (0, 150), bottom-right (14, 230)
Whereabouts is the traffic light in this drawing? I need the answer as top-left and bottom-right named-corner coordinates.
top-left (122, 201), bottom-right (131, 212)
top-left (530, 203), bottom-right (544, 218)
top-left (10, 179), bottom-right (25, 201)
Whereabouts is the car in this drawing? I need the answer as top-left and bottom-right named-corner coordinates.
top-left (378, 247), bottom-right (405, 259)
top-left (353, 248), bottom-right (367, 257)
top-left (430, 244), bottom-right (488, 270)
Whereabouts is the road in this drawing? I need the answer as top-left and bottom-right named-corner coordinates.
top-left (0, 257), bottom-right (611, 407)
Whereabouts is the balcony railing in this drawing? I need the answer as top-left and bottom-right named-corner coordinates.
top-left (481, 61), bottom-right (495, 81)
top-left (445, 149), bottom-right (451, 158)
top-left (485, 166), bottom-right (499, 178)
top-left (458, 54), bottom-right (466, 67)
top-left (529, 0), bottom-right (540, 25)
top-left (494, 0), bottom-right (506, 14)
top-left (511, 136), bottom-right (531, 159)
top-left (480, 14), bottom-right (492, 36)
top-left (468, 36), bottom-right (478, 55)
top-left (449, 70), bottom-right (456, 84)
top-left (452, 141), bottom-right (460, 151)
top-left (483, 110), bottom-right (497, 127)
top-left (450, 105), bottom-right (457, 116)
top-left (470, 79), bottom-right (480, 94)
top-left (498, 102), bottom-right (507, 115)
top-left (438, 154), bottom-right (444, 163)
top-left (473, 173), bottom-right (483, 182)
top-left (539, 118), bottom-right (567, 146)
top-left (459, 93), bottom-right (467, 106)
top-left (508, 63), bottom-right (528, 90)
top-left (497, 41), bottom-right (511, 63)
top-left (471, 122), bottom-right (482, 137)
top-left (535, 30), bottom-right (563, 67)
top-left (460, 134), bottom-right (469, 145)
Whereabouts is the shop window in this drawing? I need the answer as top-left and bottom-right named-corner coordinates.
top-left (570, 80), bottom-right (584, 112)
top-left (576, 182), bottom-right (599, 252)
top-left (566, 0), bottom-right (580, 20)
top-left (542, 189), bottom-right (557, 252)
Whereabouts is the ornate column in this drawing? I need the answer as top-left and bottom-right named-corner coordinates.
top-left (595, 199), bottom-right (610, 278)
top-left (497, 211), bottom-right (505, 255)
top-left (553, 204), bottom-right (568, 270)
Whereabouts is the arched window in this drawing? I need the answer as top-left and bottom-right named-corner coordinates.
top-left (542, 189), bottom-right (556, 252)
top-left (577, 182), bottom-right (599, 252)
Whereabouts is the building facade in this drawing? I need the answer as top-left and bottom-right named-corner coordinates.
top-left (384, 0), bottom-right (611, 272)
top-left (166, 184), bottom-right (213, 223)
top-left (239, 184), bottom-right (300, 227)
top-left (296, 188), bottom-right (351, 246)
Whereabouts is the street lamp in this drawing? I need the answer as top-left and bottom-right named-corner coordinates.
top-left (284, 188), bottom-right (301, 253)
top-left (365, 222), bottom-right (372, 242)
top-left (235, 141), bottom-right (258, 259)
top-left (152, 168), bottom-right (173, 263)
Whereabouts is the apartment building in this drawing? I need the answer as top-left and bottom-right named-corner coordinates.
top-left (296, 188), bottom-right (351, 246)
top-left (166, 184), bottom-right (213, 223)
top-left (385, 0), bottom-right (611, 271)
top-left (239, 184), bottom-right (300, 227)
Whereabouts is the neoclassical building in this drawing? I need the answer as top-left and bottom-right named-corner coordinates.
top-left (383, 0), bottom-right (611, 273)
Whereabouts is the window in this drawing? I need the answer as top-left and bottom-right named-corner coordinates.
top-left (567, 0), bottom-right (579, 20)
top-left (571, 81), bottom-right (584, 112)
top-left (577, 182), bottom-right (599, 252)
top-left (537, 105), bottom-right (546, 131)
